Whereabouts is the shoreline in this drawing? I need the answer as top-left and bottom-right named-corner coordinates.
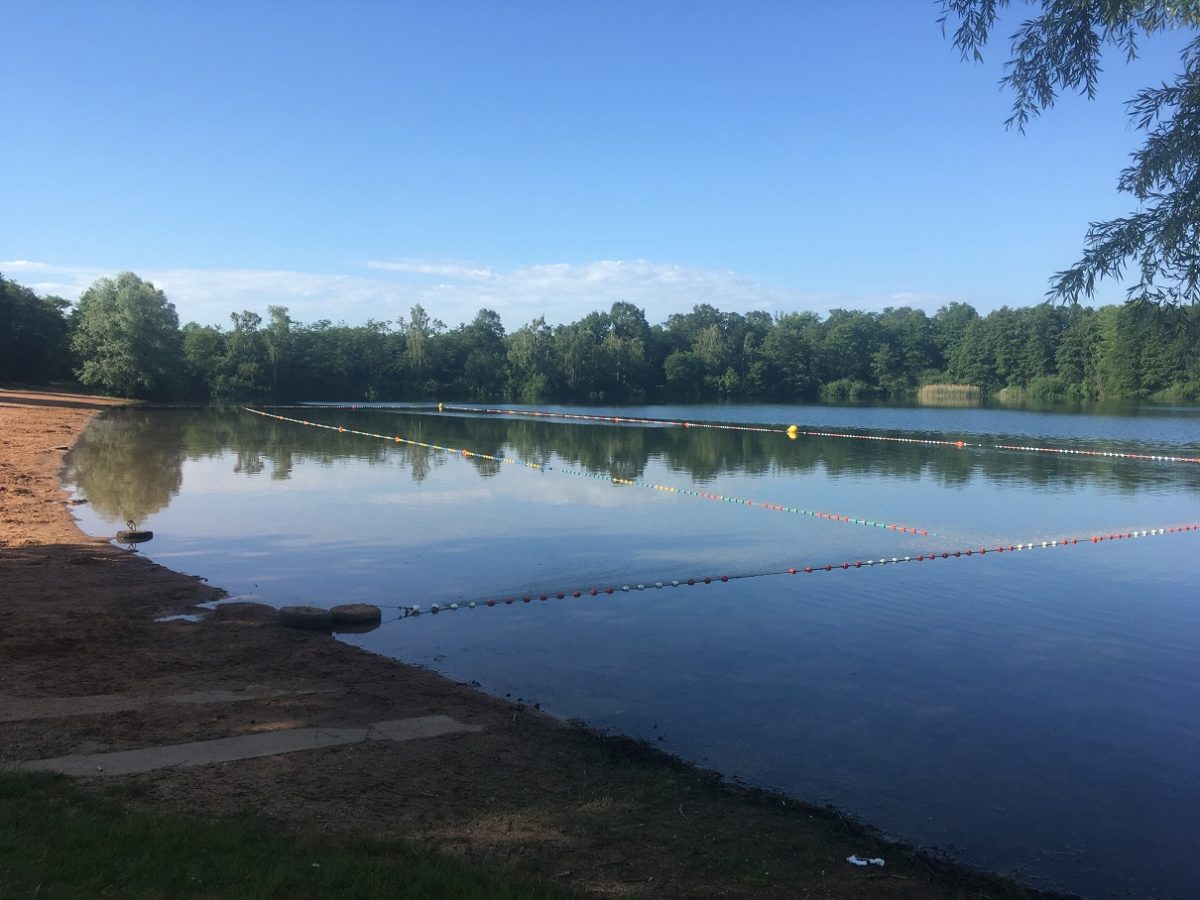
top-left (0, 388), bottom-right (1071, 899)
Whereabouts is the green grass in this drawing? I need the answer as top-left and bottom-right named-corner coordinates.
top-left (0, 772), bottom-right (579, 900)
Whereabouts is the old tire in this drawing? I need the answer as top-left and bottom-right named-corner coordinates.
top-left (330, 604), bottom-right (382, 627)
top-left (279, 606), bottom-right (333, 630)
top-left (116, 529), bottom-right (153, 543)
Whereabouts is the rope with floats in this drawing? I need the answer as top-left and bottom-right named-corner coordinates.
top-left (244, 407), bottom-right (937, 536)
top-left (268, 402), bottom-right (1200, 466)
top-left (381, 523), bottom-right (1200, 622)
top-left (440, 404), bottom-right (1200, 465)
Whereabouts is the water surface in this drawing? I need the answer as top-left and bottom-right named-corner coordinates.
top-left (65, 402), bottom-right (1200, 899)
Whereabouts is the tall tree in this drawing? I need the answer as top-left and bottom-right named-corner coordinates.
top-left (71, 272), bottom-right (182, 398)
top-left (218, 310), bottom-right (268, 398)
top-left (941, 1), bottom-right (1200, 308)
top-left (507, 317), bottom-right (556, 401)
top-left (262, 305), bottom-right (293, 397)
top-left (0, 275), bottom-right (73, 383)
top-left (400, 303), bottom-right (443, 396)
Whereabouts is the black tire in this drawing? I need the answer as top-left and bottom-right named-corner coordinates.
top-left (330, 603), bottom-right (382, 626)
top-left (115, 530), bottom-right (154, 543)
top-left (279, 606), bottom-right (334, 630)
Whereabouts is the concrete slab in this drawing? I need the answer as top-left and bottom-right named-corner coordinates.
top-left (14, 715), bottom-right (482, 777)
top-left (0, 686), bottom-right (333, 723)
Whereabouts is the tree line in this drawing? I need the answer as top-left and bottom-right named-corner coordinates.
top-left (3, 271), bottom-right (1198, 404)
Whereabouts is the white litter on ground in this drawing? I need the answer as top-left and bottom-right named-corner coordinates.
top-left (847, 855), bottom-right (885, 867)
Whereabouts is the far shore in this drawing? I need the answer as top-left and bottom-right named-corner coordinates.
top-left (0, 387), bottom-right (1070, 900)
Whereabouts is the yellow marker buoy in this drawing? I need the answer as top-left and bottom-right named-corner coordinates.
top-left (787, 424), bottom-right (799, 440)
top-left (438, 402), bottom-right (444, 412)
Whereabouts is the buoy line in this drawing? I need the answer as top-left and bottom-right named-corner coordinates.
top-left (244, 408), bottom-right (936, 535)
top-left (262, 402), bottom-right (1200, 466)
top-left (374, 523), bottom-right (1200, 623)
top-left (443, 404), bottom-right (1200, 465)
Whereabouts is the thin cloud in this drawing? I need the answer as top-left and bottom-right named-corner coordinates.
top-left (2, 258), bottom-right (953, 328)
top-left (365, 259), bottom-right (495, 279)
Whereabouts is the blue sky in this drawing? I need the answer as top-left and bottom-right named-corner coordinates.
top-left (2, 2), bottom-right (1193, 329)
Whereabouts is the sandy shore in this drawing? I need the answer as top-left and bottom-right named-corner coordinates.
top-left (0, 388), bottom-right (1063, 899)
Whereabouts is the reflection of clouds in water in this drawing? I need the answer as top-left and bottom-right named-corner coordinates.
top-left (178, 454), bottom-right (417, 494)
top-left (366, 476), bottom-right (664, 510)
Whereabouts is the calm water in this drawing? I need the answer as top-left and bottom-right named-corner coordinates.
top-left (64, 403), bottom-right (1200, 899)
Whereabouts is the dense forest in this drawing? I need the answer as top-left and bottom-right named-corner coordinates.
top-left (3, 272), bottom-right (1198, 404)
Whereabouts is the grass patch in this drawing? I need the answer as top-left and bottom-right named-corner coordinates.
top-left (917, 383), bottom-right (981, 406)
top-left (0, 772), bottom-right (578, 900)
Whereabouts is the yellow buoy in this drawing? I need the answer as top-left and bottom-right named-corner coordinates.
top-left (786, 424), bottom-right (799, 439)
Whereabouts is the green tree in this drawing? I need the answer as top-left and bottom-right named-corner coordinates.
top-left (932, 301), bottom-right (980, 368)
top-left (662, 349), bottom-right (706, 399)
top-left (947, 316), bottom-right (999, 391)
top-left (399, 304), bottom-right (443, 397)
top-left (71, 272), bottom-right (183, 398)
top-left (458, 308), bottom-right (507, 400)
top-left (817, 309), bottom-right (879, 385)
top-left (506, 317), bottom-right (556, 401)
top-left (1055, 307), bottom-right (1102, 397)
top-left (602, 301), bottom-right (652, 400)
top-left (262, 305), bottom-right (293, 397)
top-left (879, 306), bottom-right (938, 377)
top-left (554, 312), bottom-right (611, 400)
top-left (942, 1), bottom-right (1200, 308)
top-left (180, 323), bottom-right (225, 400)
top-left (759, 312), bottom-right (819, 399)
top-left (0, 275), bottom-right (73, 383)
top-left (214, 310), bottom-right (269, 398)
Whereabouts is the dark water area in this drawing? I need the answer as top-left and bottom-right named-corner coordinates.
top-left (64, 402), bottom-right (1200, 899)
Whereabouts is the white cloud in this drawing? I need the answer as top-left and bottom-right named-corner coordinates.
top-left (2, 258), bottom-right (955, 329)
top-left (365, 259), bottom-right (495, 279)
top-left (358, 258), bottom-right (835, 327)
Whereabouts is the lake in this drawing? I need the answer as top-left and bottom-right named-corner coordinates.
top-left (64, 402), bottom-right (1200, 899)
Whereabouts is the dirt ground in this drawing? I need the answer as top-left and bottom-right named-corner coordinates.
top-left (0, 388), bottom-right (1068, 899)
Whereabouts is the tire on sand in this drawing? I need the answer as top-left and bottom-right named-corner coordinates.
top-left (279, 606), bottom-right (334, 630)
top-left (330, 604), bottom-right (382, 628)
top-left (116, 530), bottom-right (154, 543)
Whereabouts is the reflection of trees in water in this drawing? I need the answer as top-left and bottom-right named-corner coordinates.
top-left (70, 407), bottom-right (1196, 517)
top-left (65, 410), bottom-right (188, 524)
top-left (380, 411), bottom-right (1196, 496)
